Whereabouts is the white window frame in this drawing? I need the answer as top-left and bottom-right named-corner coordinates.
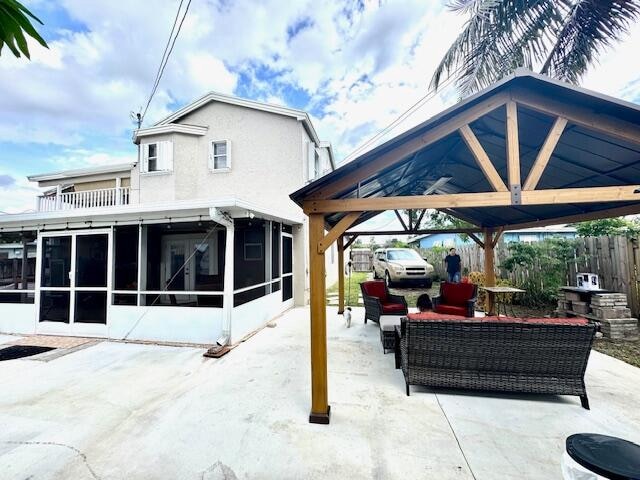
top-left (141, 141), bottom-right (173, 175)
top-left (209, 140), bottom-right (231, 172)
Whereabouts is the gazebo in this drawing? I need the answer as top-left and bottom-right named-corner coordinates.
top-left (290, 69), bottom-right (640, 424)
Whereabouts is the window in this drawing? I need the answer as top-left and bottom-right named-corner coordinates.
top-left (148, 143), bottom-right (158, 172)
top-left (210, 141), bottom-right (230, 171)
top-left (141, 141), bottom-right (173, 173)
top-left (314, 150), bottom-right (320, 178)
top-left (114, 226), bottom-right (139, 291)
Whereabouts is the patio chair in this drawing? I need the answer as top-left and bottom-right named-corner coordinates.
top-left (432, 282), bottom-right (477, 317)
top-left (360, 280), bottom-right (408, 324)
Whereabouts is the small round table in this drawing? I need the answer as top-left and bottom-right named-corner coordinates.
top-left (566, 433), bottom-right (640, 480)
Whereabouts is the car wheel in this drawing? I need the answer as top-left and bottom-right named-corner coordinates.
top-left (385, 271), bottom-right (393, 288)
top-left (373, 268), bottom-right (379, 279)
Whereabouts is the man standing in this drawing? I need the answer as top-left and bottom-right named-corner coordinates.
top-left (444, 247), bottom-right (462, 283)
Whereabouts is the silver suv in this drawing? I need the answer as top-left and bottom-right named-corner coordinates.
top-left (372, 248), bottom-right (434, 288)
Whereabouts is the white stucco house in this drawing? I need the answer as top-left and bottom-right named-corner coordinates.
top-left (0, 92), bottom-right (337, 344)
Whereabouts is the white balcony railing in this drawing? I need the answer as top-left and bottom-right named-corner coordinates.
top-left (37, 187), bottom-right (131, 212)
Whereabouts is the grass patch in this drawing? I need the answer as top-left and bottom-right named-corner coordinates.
top-left (326, 271), bottom-right (369, 306)
top-left (593, 338), bottom-right (640, 368)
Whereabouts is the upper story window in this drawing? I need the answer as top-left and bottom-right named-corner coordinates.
top-left (141, 141), bottom-right (173, 173)
top-left (314, 150), bottom-right (320, 179)
top-left (209, 140), bottom-right (230, 171)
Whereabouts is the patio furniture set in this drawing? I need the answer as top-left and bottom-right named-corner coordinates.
top-left (360, 280), bottom-right (596, 409)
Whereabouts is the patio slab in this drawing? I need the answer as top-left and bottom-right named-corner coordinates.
top-left (0, 306), bottom-right (638, 479)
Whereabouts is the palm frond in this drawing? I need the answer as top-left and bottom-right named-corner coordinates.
top-left (541, 0), bottom-right (640, 83)
top-left (0, 0), bottom-right (48, 59)
top-left (431, 0), bottom-right (565, 96)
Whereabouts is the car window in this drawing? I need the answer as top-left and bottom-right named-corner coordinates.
top-left (387, 250), bottom-right (421, 261)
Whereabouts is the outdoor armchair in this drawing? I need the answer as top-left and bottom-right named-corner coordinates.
top-left (360, 280), bottom-right (408, 324)
top-left (432, 282), bottom-right (477, 317)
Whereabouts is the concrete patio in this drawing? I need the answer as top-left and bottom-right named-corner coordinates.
top-left (1, 307), bottom-right (639, 479)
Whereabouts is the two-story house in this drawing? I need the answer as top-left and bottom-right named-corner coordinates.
top-left (0, 92), bottom-right (336, 344)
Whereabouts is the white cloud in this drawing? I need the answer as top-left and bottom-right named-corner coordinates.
top-left (2, 0), bottom-right (640, 198)
top-left (0, 175), bottom-right (44, 214)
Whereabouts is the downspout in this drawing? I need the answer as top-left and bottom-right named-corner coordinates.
top-left (210, 207), bottom-right (234, 346)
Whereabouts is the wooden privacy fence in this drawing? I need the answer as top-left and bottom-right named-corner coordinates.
top-left (349, 248), bottom-right (373, 272)
top-left (419, 236), bottom-right (640, 317)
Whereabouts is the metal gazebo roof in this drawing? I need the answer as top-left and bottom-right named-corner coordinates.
top-left (291, 69), bottom-right (640, 231)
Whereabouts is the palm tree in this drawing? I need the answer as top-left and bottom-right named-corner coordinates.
top-left (431, 0), bottom-right (640, 96)
top-left (0, 0), bottom-right (48, 59)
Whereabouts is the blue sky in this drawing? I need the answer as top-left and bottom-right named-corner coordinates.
top-left (1, 0), bottom-right (640, 217)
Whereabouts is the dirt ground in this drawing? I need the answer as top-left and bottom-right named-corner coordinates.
top-left (593, 338), bottom-right (640, 368)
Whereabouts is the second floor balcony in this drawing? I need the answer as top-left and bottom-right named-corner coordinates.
top-left (37, 186), bottom-right (131, 212)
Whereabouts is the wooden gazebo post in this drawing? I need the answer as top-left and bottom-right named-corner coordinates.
top-left (308, 213), bottom-right (330, 424)
top-left (483, 227), bottom-right (496, 315)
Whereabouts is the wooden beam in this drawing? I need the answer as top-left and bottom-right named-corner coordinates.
top-left (468, 232), bottom-right (485, 248)
top-left (459, 125), bottom-right (508, 192)
top-left (511, 87), bottom-right (640, 146)
top-left (523, 117), bottom-right (568, 190)
top-left (344, 228), bottom-right (483, 236)
top-left (500, 203), bottom-right (640, 231)
top-left (521, 186), bottom-right (640, 205)
top-left (344, 234), bottom-right (359, 249)
top-left (506, 101), bottom-right (521, 190)
top-left (394, 210), bottom-right (409, 231)
top-left (308, 92), bottom-right (510, 200)
top-left (318, 212), bottom-right (360, 254)
top-left (337, 240), bottom-right (345, 314)
top-left (484, 227), bottom-right (496, 315)
top-left (308, 213), bottom-right (330, 424)
top-left (304, 185), bottom-right (640, 214)
top-left (306, 191), bottom-right (510, 213)
top-left (491, 227), bottom-right (504, 248)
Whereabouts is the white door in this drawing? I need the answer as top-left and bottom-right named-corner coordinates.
top-left (161, 235), bottom-right (217, 292)
top-left (37, 230), bottom-right (111, 337)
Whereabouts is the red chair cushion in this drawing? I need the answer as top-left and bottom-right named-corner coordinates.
top-left (441, 282), bottom-right (476, 306)
top-left (361, 281), bottom-right (387, 302)
top-left (434, 305), bottom-right (468, 316)
top-left (382, 302), bottom-right (406, 314)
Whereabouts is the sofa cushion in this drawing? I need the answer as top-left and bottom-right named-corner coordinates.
top-left (379, 315), bottom-right (403, 331)
top-left (441, 282), bottom-right (476, 306)
top-left (481, 316), bottom-right (589, 326)
top-left (407, 311), bottom-right (465, 321)
top-left (382, 302), bottom-right (406, 314)
top-left (361, 281), bottom-right (387, 302)
top-left (434, 304), bottom-right (468, 317)
top-left (406, 313), bottom-right (588, 326)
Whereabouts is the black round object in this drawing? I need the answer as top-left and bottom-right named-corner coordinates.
top-left (566, 433), bottom-right (640, 480)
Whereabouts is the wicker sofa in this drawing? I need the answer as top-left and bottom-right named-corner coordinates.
top-left (360, 280), bottom-right (408, 324)
top-left (395, 314), bottom-right (596, 409)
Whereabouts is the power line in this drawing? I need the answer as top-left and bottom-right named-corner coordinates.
top-left (140, 0), bottom-right (192, 123)
top-left (341, 72), bottom-right (459, 164)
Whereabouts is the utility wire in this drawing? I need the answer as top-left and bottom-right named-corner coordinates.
top-left (341, 71), bottom-right (460, 164)
top-left (140, 0), bottom-right (192, 123)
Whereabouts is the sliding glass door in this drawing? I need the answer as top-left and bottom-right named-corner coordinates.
top-left (38, 230), bottom-right (110, 336)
